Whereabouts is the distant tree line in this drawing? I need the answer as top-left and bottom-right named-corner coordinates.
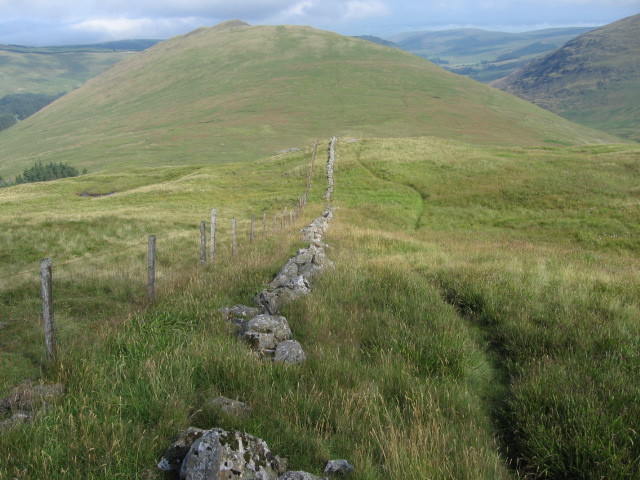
top-left (0, 92), bottom-right (64, 132)
top-left (0, 160), bottom-right (84, 188)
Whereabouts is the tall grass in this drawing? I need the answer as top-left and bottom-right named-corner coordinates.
top-left (1, 137), bottom-right (638, 478)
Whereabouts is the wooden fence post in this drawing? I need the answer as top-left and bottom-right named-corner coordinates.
top-left (210, 208), bottom-right (217, 262)
top-left (273, 213), bottom-right (277, 231)
top-left (40, 257), bottom-right (56, 364)
top-left (232, 219), bottom-right (237, 255)
top-left (262, 211), bottom-right (266, 235)
top-left (280, 211), bottom-right (284, 231)
top-left (250, 215), bottom-right (255, 244)
top-left (148, 235), bottom-right (156, 303)
top-left (200, 221), bottom-right (207, 265)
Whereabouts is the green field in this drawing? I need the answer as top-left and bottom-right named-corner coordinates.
top-left (0, 22), bottom-right (619, 180)
top-left (1, 137), bottom-right (638, 479)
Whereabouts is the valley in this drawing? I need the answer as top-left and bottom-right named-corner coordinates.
top-left (0, 20), bottom-right (638, 480)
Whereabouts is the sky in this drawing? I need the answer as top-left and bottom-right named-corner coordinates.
top-left (0, 0), bottom-right (638, 46)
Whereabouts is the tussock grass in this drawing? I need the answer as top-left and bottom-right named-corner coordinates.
top-left (1, 136), bottom-right (638, 478)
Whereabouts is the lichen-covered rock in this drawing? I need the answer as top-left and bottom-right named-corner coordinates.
top-left (278, 472), bottom-right (327, 480)
top-left (274, 340), bottom-right (306, 364)
top-left (242, 315), bottom-right (292, 342)
top-left (0, 382), bottom-right (65, 413)
top-left (323, 460), bottom-right (354, 476)
top-left (241, 331), bottom-right (278, 353)
top-left (209, 397), bottom-right (252, 417)
top-left (220, 305), bottom-right (262, 321)
top-left (179, 428), bottom-right (287, 480)
top-left (157, 427), bottom-right (206, 473)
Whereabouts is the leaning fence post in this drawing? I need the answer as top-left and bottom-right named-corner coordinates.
top-left (40, 257), bottom-right (56, 364)
top-left (148, 235), bottom-right (156, 303)
top-left (232, 218), bottom-right (237, 255)
top-left (200, 221), bottom-right (207, 265)
top-left (210, 208), bottom-right (217, 262)
top-left (250, 215), bottom-right (255, 244)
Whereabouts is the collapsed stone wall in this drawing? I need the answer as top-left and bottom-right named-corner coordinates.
top-left (159, 138), bottom-right (352, 479)
top-left (221, 137), bottom-right (337, 364)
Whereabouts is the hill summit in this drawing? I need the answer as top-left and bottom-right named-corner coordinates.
top-left (492, 14), bottom-right (640, 141)
top-left (0, 21), bottom-right (618, 176)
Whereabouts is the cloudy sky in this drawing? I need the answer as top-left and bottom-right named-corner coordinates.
top-left (0, 0), bottom-right (638, 46)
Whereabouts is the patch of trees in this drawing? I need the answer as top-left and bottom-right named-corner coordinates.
top-left (10, 161), bottom-right (79, 186)
top-left (0, 92), bottom-right (64, 132)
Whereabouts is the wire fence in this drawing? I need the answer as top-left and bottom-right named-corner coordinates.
top-left (0, 140), bottom-right (321, 377)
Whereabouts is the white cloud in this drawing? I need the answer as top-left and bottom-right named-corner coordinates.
top-left (343, 0), bottom-right (390, 21)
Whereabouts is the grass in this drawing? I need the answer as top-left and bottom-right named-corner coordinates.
top-left (0, 22), bottom-right (620, 179)
top-left (1, 137), bottom-right (639, 478)
top-left (0, 46), bottom-right (140, 97)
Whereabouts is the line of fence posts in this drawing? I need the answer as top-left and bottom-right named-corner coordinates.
top-left (35, 140), bottom-right (319, 366)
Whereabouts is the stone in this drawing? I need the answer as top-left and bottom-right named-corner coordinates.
top-left (285, 276), bottom-right (312, 296)
top-left (254, 289), bottom-right (279, 315)
top-left (179, 428), bottom-right (287, 480)
top-left (157, 427), bottom-right (206, 473)
top-left (243, 314), bottom-right (292, 342)
top-left (0, 382), bottom-right (65, 413)
top-left (0, 412), bottom-right (30, 431)
top-left (298, 262), bottom-right (321, 279)
top-left (274, 340), bottom-right (306, 364)
top-left (278, 472), bottom-right (327, 480)
top-left (293, 249), bottom-right (314, 266)
top-left (323, 460), bottom-right (354, 476)
top-left (209, 397), bottom-right (252, 417)
top-left (241, 331), bottom-right (278, 352)
top-left (220, 305), bottom-right (262, 321)
top-left (269, 260), bottom-right (300, 289)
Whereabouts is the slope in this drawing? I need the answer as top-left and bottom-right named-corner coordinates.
top-left (390, 27), bottom-right (594, 82)
top-left (493, 14), bottom-right (640, 141)
top-left (1, 138), bottom-right (638, 479)
top-left (0, 21), bottom-right (619, 178)
top-left (0, 44), bottom-right (146, 97)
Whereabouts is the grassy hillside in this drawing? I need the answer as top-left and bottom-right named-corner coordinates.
top-left (1, 137), bottom-right (638, 478)
top-left (0, 45), bottom-right (144, 97)
top-left (0, 21), bottom-right (619, 179)
top-left (389, 27), bottom-right (594, 82)
top-left (493, 14), bottom-right (640, 142)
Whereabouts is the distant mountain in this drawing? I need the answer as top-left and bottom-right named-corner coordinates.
top-left (390, 27), bottom-right (594, 82)
top-left (0, 41), bottom-right (158, 97)
top-left (0, 21), bottom-right (618, 177)
top-left (353, 35), bottom-right (401, 49)
top-left (493, 14), bottom-right (640, 141)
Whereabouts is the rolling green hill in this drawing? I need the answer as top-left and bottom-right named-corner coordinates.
top-left (0, 43), bottom-right (152, 97)
top-left (389, 27), bottom-right (594, 82)
top-left (0, 20), bottom-right (619, 179)
top-left (493, 14), bottom-right (640, 141)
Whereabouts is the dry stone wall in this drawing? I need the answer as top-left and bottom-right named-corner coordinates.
top-left (159, 138), bottom-right (351, 479)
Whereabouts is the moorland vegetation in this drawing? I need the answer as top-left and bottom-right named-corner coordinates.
top-left (0, 20), bottom-right (638, 480)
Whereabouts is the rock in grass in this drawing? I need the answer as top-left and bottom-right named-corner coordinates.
top-left (220, 305), bottom-right (262, 321)
top-left (179, 428), bottom-right (287, 480)
top-left (0, 382), bottom-right (64, 413)
top-left (323, 459), bottom-right (354, 476)
top-left (209, 396), bottom-right (252, 417)
top-left (274, 340), bottom-right (306, 364)
top-left (0, 412), bottom-right (30, 431)
top-left (157, 427), bottom-right (206, 473)
top-left (242, 314), bottom-right (292, 342)
top-left (278, 472), bottom-right (327, 480)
